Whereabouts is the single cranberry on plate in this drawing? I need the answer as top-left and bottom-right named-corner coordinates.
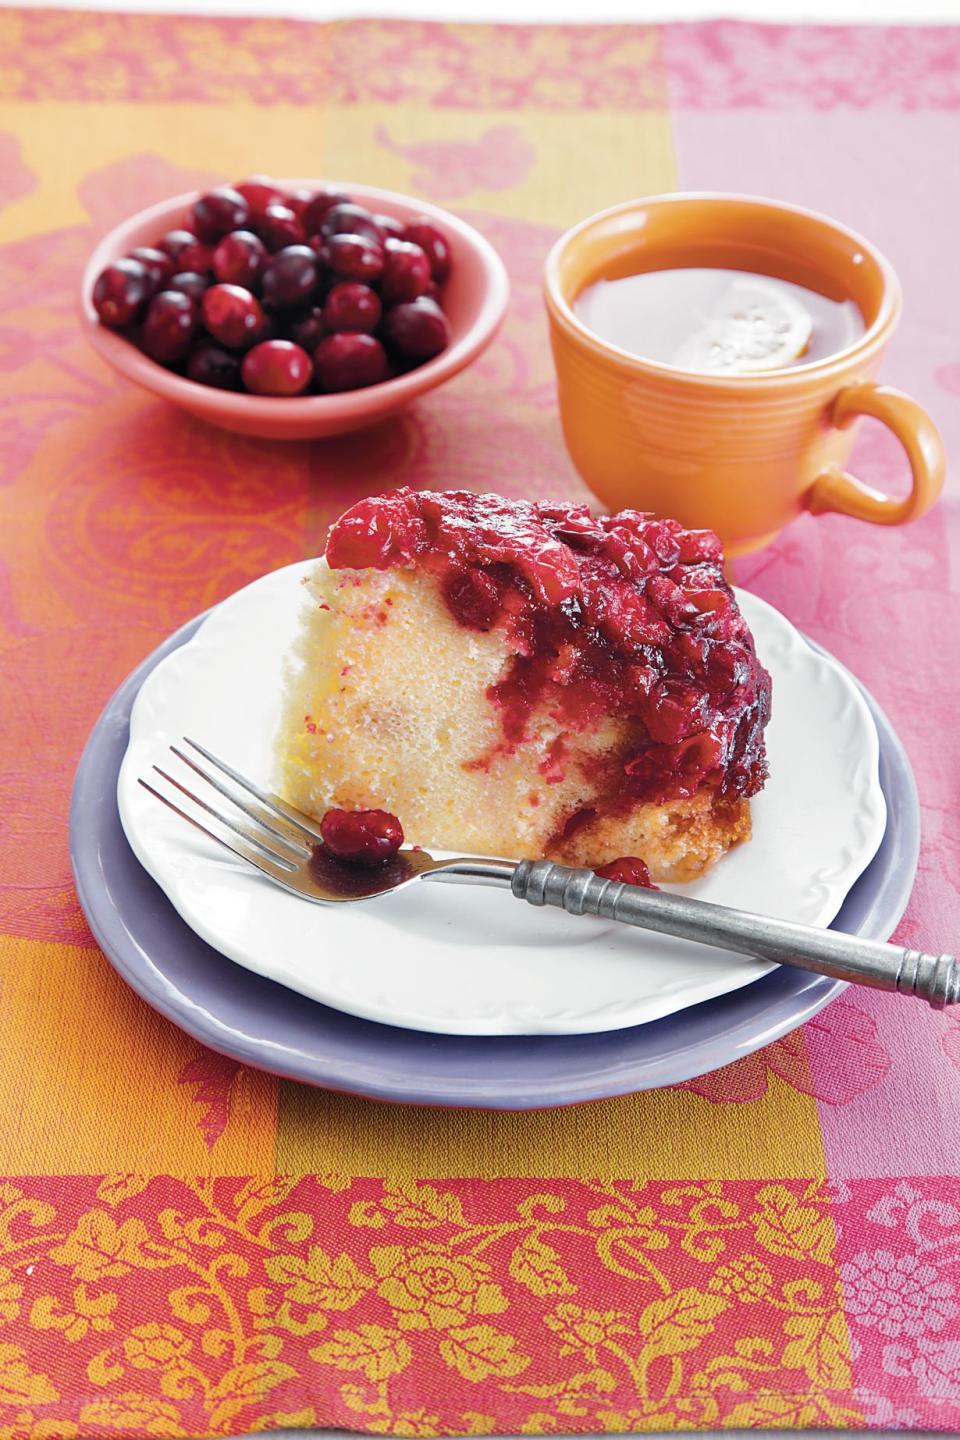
top-left (128, 246), bottom-right (175, 293)
top-left (380, 239), bottom-right (432, 305)
top-left (326, 233), bottom-right (384, 284)
top-left (166, 271), bottom-right (210, 303)
top-left (141, 290), bottom-right (199, 363)
top-left (302, 189), bottom-right (351, 236)
top-left (242, 339), bottom-right (313, 396)
top-left (257, 203), bottom-right (305, 252)
top-left (313, 332), bottom-right (389, 391)
top-left (320, 203), bottom-right (385, 248)
top-left (323, 281), bottom-right (381, 334)
top-left (92, 258), bottom-right (152, 328)
top-left (287, 306), bottom-right (327, 351)
top-left (381, 296), bottom-right (450, 360)
top-left (402, 220), bottom-right (451, 282)
top-left (212, 230), bottom-right (267, 288)
top-left (187, 340), bottom-right (243, 390)
top-left (260, 245), bottom-right (318, 309)
top-left (320, 807), bottom-right (404, 865)
top-left (233, 176), bottom-right (285, 217)
top-left (190, 185), bottom-right (251, 243)
top-left (201, 283), bottom-right (268, 348)
top-left (594, 856), bottom-right (657, 889)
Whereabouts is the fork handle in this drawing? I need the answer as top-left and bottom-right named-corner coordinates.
top-left (511, 860), bottom-right (959, 1009)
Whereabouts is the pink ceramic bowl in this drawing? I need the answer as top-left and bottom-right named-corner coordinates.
top-left (79, 181), bottom-right (509, 440)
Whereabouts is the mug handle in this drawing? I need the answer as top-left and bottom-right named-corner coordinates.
top-left (806, 382), bottom-right (945, 525)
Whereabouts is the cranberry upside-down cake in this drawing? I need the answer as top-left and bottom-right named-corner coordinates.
top-left (275, 489), bottom-right (772, 882)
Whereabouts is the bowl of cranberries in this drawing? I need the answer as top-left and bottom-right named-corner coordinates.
top-left (80, 178), bottom-right (509, 440)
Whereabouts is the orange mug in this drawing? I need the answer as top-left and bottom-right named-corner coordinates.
top-left (544, 193), bottom-right (945, 556)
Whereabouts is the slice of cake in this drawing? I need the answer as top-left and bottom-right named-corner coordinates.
top-left (275, 490), bottom-right (771, 882)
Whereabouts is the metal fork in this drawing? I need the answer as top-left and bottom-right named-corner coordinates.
top-left (139, 739), bottom-right (960, 1009)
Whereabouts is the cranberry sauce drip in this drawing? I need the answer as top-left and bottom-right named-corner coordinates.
top-left (320, 807), bottom-right (404, 865)
top-left (595, 856), bottom-right (658, 888)
top-left (325, 490), bottom-right (771, 805)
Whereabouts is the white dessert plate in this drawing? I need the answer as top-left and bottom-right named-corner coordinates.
top-left (117, 561), bottom-right (886, 1036)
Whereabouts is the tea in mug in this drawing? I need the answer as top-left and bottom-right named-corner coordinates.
top-left (572, 267), bottom-right (865, 374)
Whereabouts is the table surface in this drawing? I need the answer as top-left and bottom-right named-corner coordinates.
top-left (3, 3), bottom-right (959, 1439)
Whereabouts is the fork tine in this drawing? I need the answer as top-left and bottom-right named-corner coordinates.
top-left (182, 736), bottom-right (325, 842)
top-left (169, 745), bottom-right (311, 858)
top-left (138, 778), bottom-right (300, 888)
top-left (152, 766), bottom-right (298, 871)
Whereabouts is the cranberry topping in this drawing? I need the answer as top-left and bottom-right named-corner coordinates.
top-left (320, 807), bottom-right (404, 865)
top-left (595, 856), bottom-right (657, 888)
top-left (325, 490), bottom-right (771, 806)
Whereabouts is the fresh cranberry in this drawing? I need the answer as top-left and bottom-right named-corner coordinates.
top-left (260, 245), bottom-right (318, 309)
top-left (241, 339), bottom-right (313, 396)
top-left (313, 332), bottom-right (389, 391)
top-left (595, 857), bottom-right (657, 888)
top-left (187, 340), bottom-right (243, 389)
top-left (92, 258), bottom-right (151, 328)
top-left (320, 807), bottom-right (404, 865)
top-left (128, 246), bottom-right (175, 293)
top-left (285, 186), bottom-right (315, 220)
top-left (212, 230), bottom-right (266, 288)
top-left (320, 203), bottom-right (384, 247)
top-left (159, 229), bottom-right (196, 261)
top-left (302, 189), bottom-right (351, 236)
top-left (166, 271), bottom-right (210, 303)
top-left (325, 233), bottom-right (384, 284)
top-left (287, 306), bottom-right (327, 351)
top-left (190, 186), bottom-right (250, 243)
top-left (201, 283), bottom-right (268, 348)
top-left (257, 203), bottom-right (305, 252)
top-left (323, 281), bottom-right (381, 333)
top-left (380, 239), bottom-right (432, 305)
top-left (402, 220), bottom-right (451, 282)
top-left (374, 212), bottom-right (406, 241)
top-left (234, 176), bottom-right (285, 216)
top-left (381, 297), bottom-right (450, 360)
top-left (141, 290), bottom-right (198, 363)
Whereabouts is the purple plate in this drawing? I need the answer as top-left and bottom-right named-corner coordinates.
top-left (70, 611), bottom-right (919, 1110)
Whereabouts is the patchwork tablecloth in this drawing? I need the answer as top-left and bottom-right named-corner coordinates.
top-left (1, 11), bottom-right (959, 1434)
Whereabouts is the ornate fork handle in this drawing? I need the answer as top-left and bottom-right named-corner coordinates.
top-left (509, 859), bottom-right (959, 1009)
